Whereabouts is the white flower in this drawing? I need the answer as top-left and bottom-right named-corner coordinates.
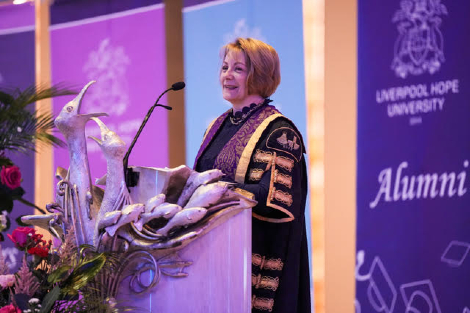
top-left (0, 274), bottom-right (15, 288)
top-left (28, 298), bottom-right (40, 304)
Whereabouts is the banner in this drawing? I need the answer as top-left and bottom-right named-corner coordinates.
top-left (50, 4), bottom-right (168, 183)
top-left (356, 1), bottom-right (470, 312)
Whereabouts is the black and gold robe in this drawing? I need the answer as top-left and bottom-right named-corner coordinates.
top-left (194, 102), bottom-right (311, 313)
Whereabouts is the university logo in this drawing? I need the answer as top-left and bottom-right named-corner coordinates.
top-left (391, 0), bottom-right (448, 78)
top-left (82, 38), bottom-right (130, 116)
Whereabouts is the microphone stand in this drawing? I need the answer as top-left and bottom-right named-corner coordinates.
top-left (123, 87), bottom-right (175, 187)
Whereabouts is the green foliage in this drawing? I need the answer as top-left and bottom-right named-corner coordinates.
top-left (15, 216), bottom-right (28, 227)
top-left (16, 198), bottom-right (46, 214)
top-left (0, 84), bottom-right (76, 154)
top-left (47, 266), bottom-right (72, 284)
top-left (0, 84), bottom-right (76, 221)
top-left (60, 252), bottom-right (107, 296)
top-left (0, 233), bottom-right (136, 312)
top-left (40, 286), bottom-right (61, 313)
top-left (0, 188), bottom-right (14, 213)
top-left (0, 157), bottom-right (13, 167)
top-left (54, 250), bottom-right (132, 313)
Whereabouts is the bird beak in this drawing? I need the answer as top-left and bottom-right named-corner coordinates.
top-left (72, 80), bottom-right (109, 119)
top-left (78, 112), bottom-right (109, 120)
top-left (91, 117), bottom-right (110, 134)
top-left (88, 135), bottom-right (102, 145)
top-left (73, 80), bottom-right (95, 114)
top-left (88, 117), bottom-right (111, 145)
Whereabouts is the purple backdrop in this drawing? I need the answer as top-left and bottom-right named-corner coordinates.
top-left (51, 0), bottom-right (162, 25)
top-left (0, 5), bottom-right (35, 270)
top-left (0, 4), bottom-right (34, 30)
top-left (50, 4), bottom-right (168, 184)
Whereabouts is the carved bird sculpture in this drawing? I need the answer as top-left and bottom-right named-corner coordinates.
top-left (89, 117), bottom-right (132, 246)
top-left (54, 81), bottom-right (107, 245)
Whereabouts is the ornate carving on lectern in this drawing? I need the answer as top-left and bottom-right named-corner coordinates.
top-left (21, 81), bottom-right (256, 301)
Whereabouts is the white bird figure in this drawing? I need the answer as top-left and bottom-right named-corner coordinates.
top-left (89, 117), bottom-right (132, 246)
top-left (54, 81), bottom-right (107, 246)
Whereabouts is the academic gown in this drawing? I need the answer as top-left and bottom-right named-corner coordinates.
top-left (194, 101), bottom-right (311, 313)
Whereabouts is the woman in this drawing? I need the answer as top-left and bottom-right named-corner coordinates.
top-left (194, 38), bottom-right (311, 313)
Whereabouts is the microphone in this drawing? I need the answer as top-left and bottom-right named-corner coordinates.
top-left (123, 82), bottom-right (185, 186)
top-left (172, 81), bottom-right (185, 91)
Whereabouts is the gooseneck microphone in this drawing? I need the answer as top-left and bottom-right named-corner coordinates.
top-left (171, 81), bottom-right (185, 91)
top-left (123, 82), bottom-right (185, 186)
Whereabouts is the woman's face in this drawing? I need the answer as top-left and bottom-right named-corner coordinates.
top-left (220, 50), bottom-right (249, 106)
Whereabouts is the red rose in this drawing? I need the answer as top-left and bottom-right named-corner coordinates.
top-left (7, 227), bottom-right (35, 249)
top-left (0, 304), bottom-right (21, 313)
top-left (27, 246), bottom-right (49, 258)
top-left (0, 166), bottom-right (21, 190)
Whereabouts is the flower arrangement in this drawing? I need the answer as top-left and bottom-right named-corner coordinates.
top-left (0, 85), bottom-right (76, 239)
top-left (0, 157), bottom-right (37, 241)
top-left (0, 84), bottom-right (120, 311)
top-left (0, 226), bottom-right (117, 313)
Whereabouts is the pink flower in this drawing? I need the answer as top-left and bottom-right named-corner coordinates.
top-left (0, 166), bottom-right (21, 190)
top-left (0, 275), bottom-right (15, 289)
top-left (0, 304), bottom-right (21, 313)
top-left (7, 227), bottom-right (35, 249)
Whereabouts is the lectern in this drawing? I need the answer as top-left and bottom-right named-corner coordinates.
top-left (118, 166), bottom-right (252, 313)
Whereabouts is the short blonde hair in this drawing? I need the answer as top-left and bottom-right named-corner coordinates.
top-left (221, 38), bottom-right (281, 98)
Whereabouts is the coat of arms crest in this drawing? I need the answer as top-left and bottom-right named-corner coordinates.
top-left (391, 0), bottom-right (448, 78)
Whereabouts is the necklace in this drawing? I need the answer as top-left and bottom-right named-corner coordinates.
top-left (229, 100), bottom-right (267, 125)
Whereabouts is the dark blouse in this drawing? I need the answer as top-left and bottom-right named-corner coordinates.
top-left (195, 103), bottom-right (311, 313)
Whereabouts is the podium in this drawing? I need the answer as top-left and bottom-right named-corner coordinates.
top-left (118, 166), bottom-right (252, 313)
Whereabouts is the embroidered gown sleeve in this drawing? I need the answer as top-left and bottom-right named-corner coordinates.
top-left (234, 119), bottom-right (305, 223)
